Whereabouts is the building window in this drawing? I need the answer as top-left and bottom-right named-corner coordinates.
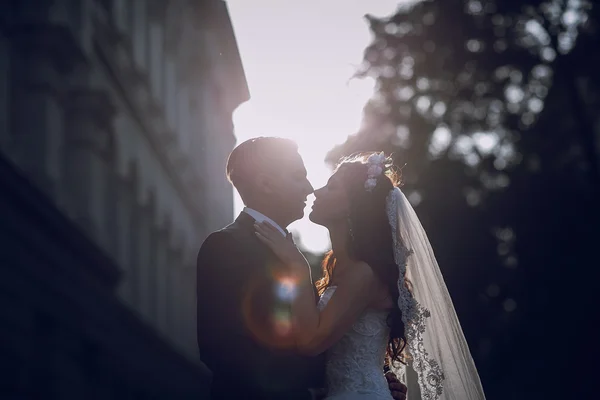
top-left (133, 1), bottom-right (147, 69)
top-left (165, 60), bottom-right (178, 133)
top-left (149, 23), bottom-right (164, 100)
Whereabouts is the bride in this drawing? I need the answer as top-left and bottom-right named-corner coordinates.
top-left (254, 152), bottom-right (486, 400)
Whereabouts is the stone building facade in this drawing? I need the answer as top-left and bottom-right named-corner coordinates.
top-left (0, 0), bottom-right (248, 397)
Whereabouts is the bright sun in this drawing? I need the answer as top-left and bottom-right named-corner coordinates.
top-left (227, 0), bottom-right (402, 254)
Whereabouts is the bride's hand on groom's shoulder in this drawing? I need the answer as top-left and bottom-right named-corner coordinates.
top-left (254, 221), bottom-right (309, 271)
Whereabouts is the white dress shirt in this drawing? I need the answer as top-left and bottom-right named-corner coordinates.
top-left (243, 207), bottom-right (287, 237)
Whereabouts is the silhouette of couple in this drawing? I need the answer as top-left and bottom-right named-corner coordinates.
top-left (197, 137), bottom-right (485, 400)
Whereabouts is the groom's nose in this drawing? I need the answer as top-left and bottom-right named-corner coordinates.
top-left (304, 179), bottom-right (314, 195)
top-left (306, 182), bottom-right (315, 195)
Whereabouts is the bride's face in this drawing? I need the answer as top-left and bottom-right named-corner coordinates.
top-left (309, 170), bottom-right (351, 226)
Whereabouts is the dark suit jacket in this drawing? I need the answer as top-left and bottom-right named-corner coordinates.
top-left (197, 212), bottom-right (325, 400)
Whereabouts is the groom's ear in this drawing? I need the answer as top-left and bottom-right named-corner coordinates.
top-left (255, 171), bottom-right (276, 195)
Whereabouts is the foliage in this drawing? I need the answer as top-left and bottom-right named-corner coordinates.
top-left (329, 0), bottom-right (598, 196)
top-left (327, 1), bottom-right (599, 398)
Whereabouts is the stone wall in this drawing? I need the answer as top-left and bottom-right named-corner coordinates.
top-left (0, 0), bottom-right (249, 396)
top-left (0, 155), bottom-right (212, 399)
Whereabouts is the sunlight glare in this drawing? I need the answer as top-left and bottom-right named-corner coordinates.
top-left (227, 0), bottom-right (403, 254)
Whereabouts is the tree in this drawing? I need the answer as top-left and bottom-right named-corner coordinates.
top-left (327, 1), bottom-right (599, 398)
top-left (329, 0), bottom-right (597, 192)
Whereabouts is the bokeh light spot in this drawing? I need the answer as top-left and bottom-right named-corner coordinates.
top-left (503, 298), bottom-right (517, 312)
top-left (275, 277), bottom-right (298, 302)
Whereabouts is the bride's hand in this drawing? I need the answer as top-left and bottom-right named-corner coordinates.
top-left (254, 221), bottom-right (309, 271)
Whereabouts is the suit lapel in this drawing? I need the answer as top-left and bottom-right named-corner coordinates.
top-left (232, 212), bottom-right (280, 264)
top-left (232, 212), bottom-right (319, 304)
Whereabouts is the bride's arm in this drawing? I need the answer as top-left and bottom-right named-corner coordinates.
top-left (291, 261), bottom-right (377, 356)
top-left (255, 221), bottom-right (378, 355)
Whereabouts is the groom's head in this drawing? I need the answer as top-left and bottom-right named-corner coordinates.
top-left (227, 137), bottom-right (313, 227)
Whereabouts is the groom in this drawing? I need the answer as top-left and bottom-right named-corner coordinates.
top-left (196, 137), bottom-right (407, 400)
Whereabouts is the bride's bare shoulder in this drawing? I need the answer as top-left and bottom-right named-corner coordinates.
top-left (335, 261), bottom-right (379, 288)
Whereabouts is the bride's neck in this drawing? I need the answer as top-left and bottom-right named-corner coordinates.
top-left (328, 220), bottom-right (352, 264)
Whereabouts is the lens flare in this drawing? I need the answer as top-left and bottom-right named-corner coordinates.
top-left (241, 266), bottom-right (297, 349)
top-left (273, 308), bottom-right (293, 337)
top-left (275, 276), bottom-right (297, 302)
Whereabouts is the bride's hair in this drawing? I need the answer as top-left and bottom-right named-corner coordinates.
top-left (316, 152), bottom-right (410, 365)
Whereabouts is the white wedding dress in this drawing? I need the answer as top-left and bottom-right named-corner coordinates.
top-left (312, 185), bottom-right (486, 400)
top-left (317, 286), bottom-right (394, 400)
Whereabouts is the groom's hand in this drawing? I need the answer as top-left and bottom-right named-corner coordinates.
top-left (386, 371), bottom-right (408, 400)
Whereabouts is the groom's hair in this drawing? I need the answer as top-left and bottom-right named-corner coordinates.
top-left (226, 136), bottom-right (298, 200)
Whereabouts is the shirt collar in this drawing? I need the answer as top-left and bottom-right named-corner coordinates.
top-left (243, 207), bottom-right (287, 237)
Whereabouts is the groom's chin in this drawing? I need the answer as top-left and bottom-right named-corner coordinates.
top-left (288, 209), bottom-right (305, 224)
top-left (308, 211), bottom-right (323, 226)
top-left (295, 208), bottom-right (306, 219)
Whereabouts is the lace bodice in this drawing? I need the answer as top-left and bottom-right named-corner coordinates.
top-left (317, 286), bottom-right (393, 399)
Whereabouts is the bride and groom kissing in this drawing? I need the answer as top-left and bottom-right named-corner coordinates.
top-left (196, 137), bottom-right (486, 400)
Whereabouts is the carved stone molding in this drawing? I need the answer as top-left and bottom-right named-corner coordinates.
top-left (92, 10), bottom-right (206, 226)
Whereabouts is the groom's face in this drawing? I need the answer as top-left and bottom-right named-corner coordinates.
top-left (262, 151), bottom-right (313, 224)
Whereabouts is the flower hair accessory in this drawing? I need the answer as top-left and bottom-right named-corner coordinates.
top-left (365, 152), bottom-right (387, 191)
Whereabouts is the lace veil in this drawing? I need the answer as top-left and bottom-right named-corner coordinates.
top-left (387, 188), bottom-right (486, 400)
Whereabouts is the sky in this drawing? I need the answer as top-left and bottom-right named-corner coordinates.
top-left (227, 0), bottom-right (404, 254)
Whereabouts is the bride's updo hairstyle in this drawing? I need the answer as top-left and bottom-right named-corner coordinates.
top-left (316, 152), bottom-right (409, 365)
